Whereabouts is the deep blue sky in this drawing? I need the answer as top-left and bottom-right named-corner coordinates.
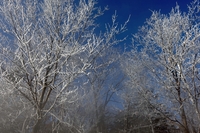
top-left (96, 0), bottom-right (194, 47)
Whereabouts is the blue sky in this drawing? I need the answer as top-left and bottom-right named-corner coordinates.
top-left (97, 0), bottom-right (194, 47)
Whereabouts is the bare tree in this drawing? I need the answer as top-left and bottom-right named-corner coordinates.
top-left (120, 54), bottom-right (165, 133)
top-left (47, 48), bottom-right (125, 133)
top-left (53, 47), bottom-right (125, 133)
top-left (123, 0), bottom-right (200, 133)
top-left (0, 0), bottom-right (128, 132)
top-left (84, 48), bottom-right (125, 133)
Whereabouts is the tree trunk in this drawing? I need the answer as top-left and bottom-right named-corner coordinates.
top-left (33, 118), bottom-right (43, 133)
top-left (33, 110), bottom-right (44, 133)
top-left (180, 106), bottom-right (190, 133)
top-left (177, 85), bottom-right (189, 133)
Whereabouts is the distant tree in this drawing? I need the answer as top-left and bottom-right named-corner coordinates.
top-left (0, 0), bottom-right (128, 132)
top-left (120, 54), bottom-right (172, 133)
top-left (84, 48), bottom-right (125, 133)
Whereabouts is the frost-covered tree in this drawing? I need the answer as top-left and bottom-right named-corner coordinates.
top-left (124, 0), bottom-right (200, 133)
top-left (120, 54), bottom-right (167, 133)
top-left (0, 0), bottom-right (128, 132)
top-left (84, 48), bottom-right (125, 133)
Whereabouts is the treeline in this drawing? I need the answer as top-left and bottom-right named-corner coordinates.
top-left (0, 0), bottom-right (200, 133)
